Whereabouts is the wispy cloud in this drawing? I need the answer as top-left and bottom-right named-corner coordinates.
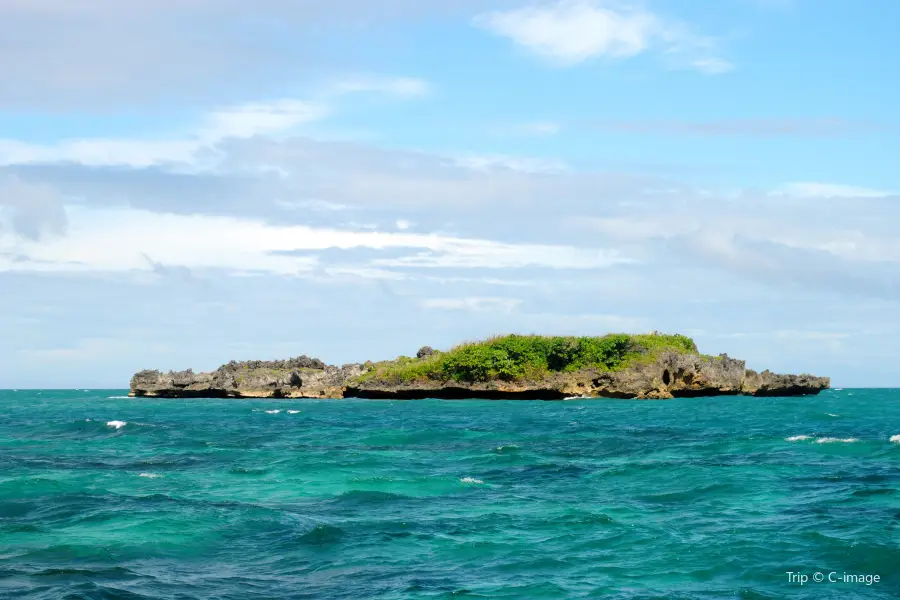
top-left (0, 0), bottom-right (473, 108)
top-left (329, 76), bottom-right (431, 98)
top-left (422, 297), bottom-right (523, 311)
top-left (0, 79), bottom-right (428, 169)
top-left (0, 205), bottom-right (633, 275)
top-left (199, 100), bottom-right (330, 140)
top-left (473, 0), bottom-right (732, 74)
top-left (580, 117), bottom-right (884, 137)
top-left (495, 121), bottom-right (564, 136)
top-left (0, 175), bottom-right (68, 240)
top-left (454, 154), bottom-right (570, 173)
top-left (772, 182), bottom-right (895, 199)
top-left (496, 117), bottom-right (887, 139)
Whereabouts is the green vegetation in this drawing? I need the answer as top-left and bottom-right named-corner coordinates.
top-left (357, 333), bottom-right (698, 385)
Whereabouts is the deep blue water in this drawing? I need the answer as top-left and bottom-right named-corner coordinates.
top-left (1, 389), bottom-right (898, 599)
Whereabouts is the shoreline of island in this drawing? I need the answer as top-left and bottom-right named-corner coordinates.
top-left (129, 333), bottom-right (830, 400)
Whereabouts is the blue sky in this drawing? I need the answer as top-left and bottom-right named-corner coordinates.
top-left (1, 0), bottom-right (898, 388)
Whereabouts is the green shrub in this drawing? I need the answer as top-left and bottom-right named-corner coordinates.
top-left (357, 332), bottom-right (698, 384)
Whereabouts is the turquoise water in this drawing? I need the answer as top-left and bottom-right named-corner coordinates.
top-left (1, 390), bottom-right (898, 599)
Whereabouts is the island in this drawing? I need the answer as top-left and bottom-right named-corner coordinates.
top-left (129, 333), bottom-right (830, 400)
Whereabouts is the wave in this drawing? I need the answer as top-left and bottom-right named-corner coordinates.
top-left (328, 490), bottom-right (409, 507)
top-left (139, 473), bottom-right (162, 479)
top-left (460, 477), bottom-right (485, 485)
top-left (106, 420), bottom-right (127, 429)
top-left (785, 435), bottom-right (812, 442)
top-left (890, 435), bottom-right (900, 444)
top-left (297, 523), bottom-right (345, 546)
top-left (265, 410), bottom-right (281, 414)
top-left (107, 395), bottom-right (130, 399)
top-left (495, 444), bottom-right (520, 453)
top-left (229, 466), bottom-right (269, 476)
top-left (288, 410), bottom-right (301, 414)
top-left (816, 437), bottom-right (858, 444)
top-left (495, 444), bottom-right (519, 452)
top-left (825, 413), bottom-right (840, 417)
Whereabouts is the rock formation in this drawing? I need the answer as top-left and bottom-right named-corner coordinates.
top-left (129, 336), bottom-right (830, 400)
top-left (130, 357), bottom-right (366, 399)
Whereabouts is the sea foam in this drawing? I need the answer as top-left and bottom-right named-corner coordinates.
top-left (890, 435), bottom-right (900, 444)
top-left (265, 410), bottom-right (282, 414)
top-left (139, 473), bottom-right (161, 478)
top-left (460, 477), bottom-right (485, 485)
top-left (785, 435), bottom-right (812, 442)
top-left (106, 420), bottom-right (127, 429)
top-left (816, 437), bottom-right (858, 444)
top-left (288, 410), bottom-right (301, 414)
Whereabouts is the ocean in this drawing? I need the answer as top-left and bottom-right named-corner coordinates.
top-left (1, 389), bottom-right (898, 599)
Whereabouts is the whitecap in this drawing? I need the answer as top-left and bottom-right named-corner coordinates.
top-left (816, 437), bottom-right (858, 444)
top-left (139, 473), bottom-right (161, 479)
top-left (107, 395), bottom-right (130, 399)
top-left (288, 410), bottom-right (301, 414)
top-left (826, 413), bottom-right (840, 417)
top-left (460, 477), bottom-right (484, 485)
top-left (106, 420), bottom-right (127, 429)
top-left (785, 435), bottom-right (812, 442)
top-left (265, 409), bottom-right (282, 414)
top-left (834, 388), bottom-right (844, 391)
top-left (890, 435), bottom-right (900, 444)
top-left (495, 444), bottom-right (519, 452)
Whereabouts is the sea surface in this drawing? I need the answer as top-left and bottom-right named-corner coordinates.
top-left (1, 389), bottom-right (898, 599)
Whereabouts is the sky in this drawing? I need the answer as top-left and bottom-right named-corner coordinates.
top-left (1, 0), bottom-right (898, 388)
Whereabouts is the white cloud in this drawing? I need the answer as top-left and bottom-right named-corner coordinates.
top-left (0, 175), bottom-right (68, 239)
top-left (395, 219), bottom-right (412, 230)
top-left (0, 78), bottom-right (426, 169)
top-left (773, 182), bottom-right (894, 199)
top-left (0, 100), bottom-right (327, 169)
top-left (374, 240), bottom-right (628, 270)
top-left (689, 57), bottom-right (734, 75)
top-left (474, 1), bottom-right (656, 63)
top-left (199, 100), bottom-right (330, 140)
top-left (455, 154), bottom-right (570, 173)
top-left (474, 0), bottom-right (730, 74)
top-left (0, 206), bottom-right (633, 275)
top-left (330, 76), bottom-right (431, 98)
top-left (0, 0), bottom-right (479, 108)
top-left (422, 297), bottom-right (523, 311)
top-left (0, 138), bottom-right (204, 170)
top-left (508, 121), bottom-right (564, 136)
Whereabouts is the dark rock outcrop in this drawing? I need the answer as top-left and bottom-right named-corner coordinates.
top-left (343, 352), bottom-right (827, 400)
top-left (130, 349), bottom-right (829, 400)
top-left (130, 358), bottom-right (366, 399)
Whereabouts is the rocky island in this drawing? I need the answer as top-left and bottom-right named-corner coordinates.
top-left (129, 333), bottom-right (830, 400)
